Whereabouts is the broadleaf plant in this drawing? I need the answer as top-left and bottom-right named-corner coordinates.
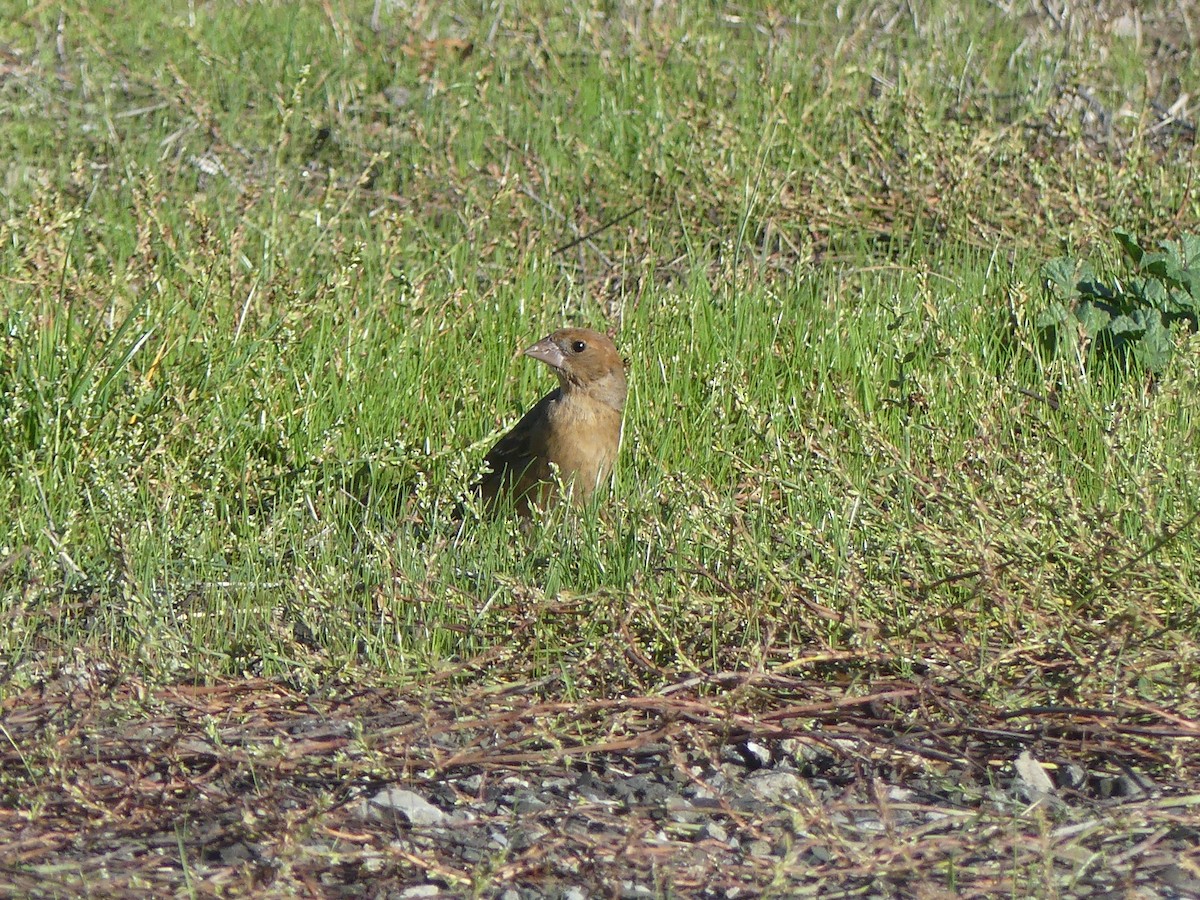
top-left (1039, 230), bottom-right (1200, 373)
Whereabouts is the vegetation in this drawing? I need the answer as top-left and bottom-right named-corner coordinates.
top-left (1042, 229), bottom-right (1200, 371)
top-left (1, 0), bottom-right (1198, 894)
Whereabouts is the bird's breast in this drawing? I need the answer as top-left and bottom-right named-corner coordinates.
top-left (544, 396), bottom-right (623, 497)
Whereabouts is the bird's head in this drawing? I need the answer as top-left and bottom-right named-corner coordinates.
top-left (524, 328), bottom-right (627, 411)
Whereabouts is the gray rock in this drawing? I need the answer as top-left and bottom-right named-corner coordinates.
top-left (704, 822), bottom-right (729, 843)
top-left (362, 787), bottom-right (448, 826)
top-left (512, 794), bottom-right (549, 815)
top-left (1013, 751), bottom-right (1055, 801)
top-left (217, 841), bottom-right (253, 865)
top-left (1056, 763), bottom-right (1088, 790)
top-left (722, 741), bottom-right (771, 769)
top-left (742, 741), bottom-right (772, 767)
top-left (746, 770), bottom-right (805, 803)
top-left (747, 839), bottom-right (773, 858)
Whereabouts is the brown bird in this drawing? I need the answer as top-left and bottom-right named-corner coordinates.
top-left (474, 328), bottom-right (627, 516)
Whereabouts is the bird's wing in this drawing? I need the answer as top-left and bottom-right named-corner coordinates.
top-left (474, 390), bottom-right (558, 504)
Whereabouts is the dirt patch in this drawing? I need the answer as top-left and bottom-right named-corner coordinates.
top-left (2, 663), bottom-right (1198, 898)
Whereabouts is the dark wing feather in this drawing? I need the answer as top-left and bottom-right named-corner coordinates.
top-left (473, 389), bottom-right (559, 509)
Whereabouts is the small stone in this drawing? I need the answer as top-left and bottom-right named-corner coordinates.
top-left (746, 771), bottom-right (804, 802)
top-left (742, 741), bottom-right (772, 767)
top-left (620, 882), bottom-right (654, 899)
top-left (1110, 13), bottom-right (1139, 38)
top-left (669, 808), bottom-right (703, 826)
top-left (363, 788), bottom-right (448, 826)
top-left (641, 781), bottom-right (671, 804)
top-left (218, 842), bottom-right (253, 865)
top-left (704, 822), bottom-right (729, 843)
top-left (1013, 751), bottom-right (1055, 801)
top-left (1055, 763), bottom-right (1088, 791)
top-left (722, 741), bottom-right (771, 769)
top-left (806, 846), bottom-right (832, 863)
top-left (852, 814), bottom-right (885, 833)
top-left (361, 855), bottom-right (385, 873)
top-left (509, 824), bottom-right (549, 850)
top-left (1161, 864), bottom-right (1200, 894)
top-left (1112, 774), bottom-right (1149, 800)
top-left (512, 795), bottom-right (548, 815)
top-left (747, 839), bottom-right (773, 858)
top-left (612, 776), bottom-right (647, 801)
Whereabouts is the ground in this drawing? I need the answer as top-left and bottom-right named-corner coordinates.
top-left (4, 657), bottom-right (1198, 897)
top-left (2, 2), bottom-right (1200, 897)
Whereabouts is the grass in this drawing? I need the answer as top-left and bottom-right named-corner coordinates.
top-left (2, 0), bottom-right (1199, 693)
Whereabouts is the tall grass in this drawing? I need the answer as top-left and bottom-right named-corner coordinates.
top-left (1, 1), bottom-right (1197, 708)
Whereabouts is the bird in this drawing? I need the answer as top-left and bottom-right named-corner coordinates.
top-left (473, 327), bottom-right (627, 516)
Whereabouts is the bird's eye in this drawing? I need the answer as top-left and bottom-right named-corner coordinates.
top-left (571, 340), bottom-right (587, 353)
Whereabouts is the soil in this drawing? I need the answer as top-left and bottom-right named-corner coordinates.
top-left (2, 666), bottom-right (1198, 898)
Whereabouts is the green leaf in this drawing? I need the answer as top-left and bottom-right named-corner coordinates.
top-left (1158, 238), bottom-right (1183, 266)
top-left (1042, 257), bottom-right (1081, 301)
top-left (1075, 301), bottom-right (1112, 338)
top-left (1135, 278), bottom-right (1168, 309)
top-left (1155, 287), bottom-right (1196, 317)
top-left (1139, 251), bottom-right (1173, 280)
top-left (1115, 228), bottom-right (1144, 265)
top-left (1107, 312), bottom-right (1143, 336)
top-left (1132, 312), bottom-right (1174, 371)
top-left (1172, 272), bottom-right (1200, 308)
top-left (1035, 301), bottom-right (1072, 330)
top-left (1179, 233), bottom-right (1200, 268)
top-left (1075, 273), bottom-right (1109, 302)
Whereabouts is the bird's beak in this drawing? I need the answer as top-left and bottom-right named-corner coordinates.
top-left (523, 336), bottom-right (566, 370)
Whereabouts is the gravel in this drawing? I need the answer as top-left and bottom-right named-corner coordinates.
top-left (2, 672), bottom-right (1198, 898)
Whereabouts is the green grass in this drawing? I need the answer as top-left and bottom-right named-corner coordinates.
top-left (1, 0), bottom-right (1198, 718)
